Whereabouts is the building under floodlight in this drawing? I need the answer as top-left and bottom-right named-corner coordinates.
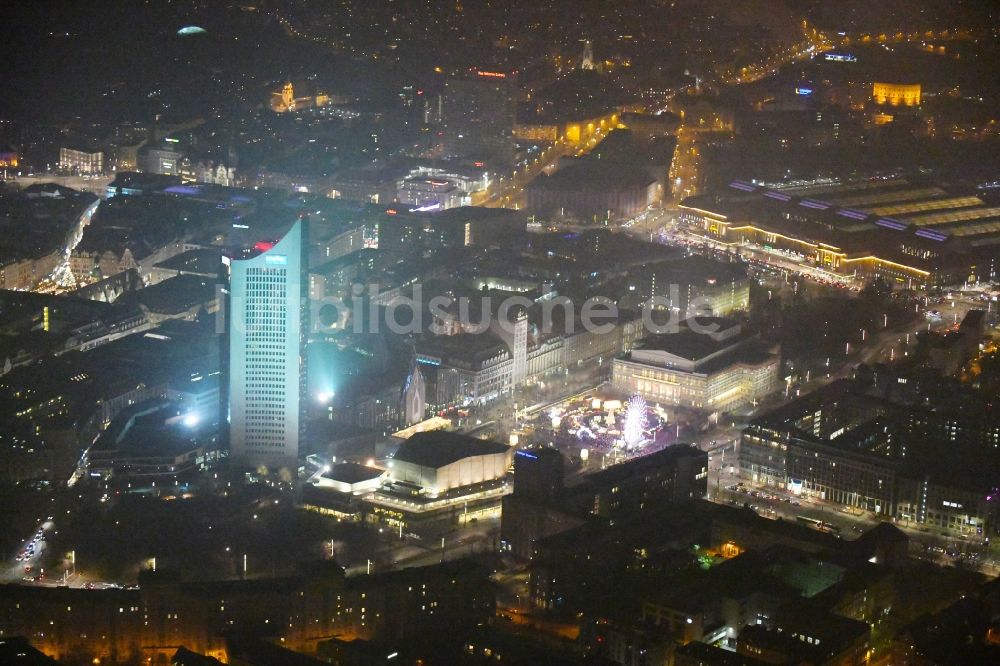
top-left (228, 220), bottom-right (309, 470)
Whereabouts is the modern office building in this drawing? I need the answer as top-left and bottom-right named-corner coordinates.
top-left (740, 380), bottom-right (1000, 535)
top-left (441, 68), bottom-right (518, 164)
top-left (141, 139), bottom-right (185, 176)
top-left (641, 256), bottom-right (751, 317)
top-left (228, 220), bottom-right (308, 469)
top-left (570, 444), bottom-right (709, 517)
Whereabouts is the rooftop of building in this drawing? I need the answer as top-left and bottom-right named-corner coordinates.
top-left (527, 161), bottom-right (656, 191)
top-left (769, 603), bottom-right (872, 651)
top-left (578, 445), bottom-right (705, 490)
top-left (152, 248), bottom-right (222, 275)
top-left (343, 557), bottom-right (489, 592)
top-left (309, 248), bottom-right (382, 276)
top-left (91, 398), bottom-right (210, 457)
top-left (748, 377), bottom-right (1000, 492)
top-left (392, 431), bottom-right (510, 469)
top-left (674, 641), bottom-right (771, 666)
top-left (0, 185), bottom-right (97, 264)
top-left (643, 549), bottom-right (798, 614)
top-left (625, 321), bottom-right (777, 375)
top-left (587, 128), bottom-right (676, 166)
top-left (646, 256), bottom-right (748, 288)
top-left (225, 636), bottom-right (329, 666)
top-left (108, 171), bottom-right (182, 191)
top-left (634, 317), bottom-right (746, 359)
top-left (0, 289), bottom-right (114, 333)
top-left (170, 647), bottom-right (224, 666)
top-left (415, 331), bottom-right (509, 366)
top-left (738, 621), bottom-right (862, 663)
top-left (0, 637), bottom-right (61, 665)
top-left (418, 205), bottom-right (524, 225)
top-left (683, 176), bottom-right (1000, 254)
top-left (119, 274), bottom-right (216, 315)
top-left (168, 371), bottom-right (220, 395)
top-left (320, 462), bottom-right (385, 485)
top-left (0, 318), bottom-right (219, 428)
top-left (747, 379), bottom-right (860, 432)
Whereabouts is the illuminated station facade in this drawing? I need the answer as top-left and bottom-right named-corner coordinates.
top-left (680, 178), bottom-right (1000, 288)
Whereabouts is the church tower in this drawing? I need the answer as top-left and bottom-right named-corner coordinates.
top-left (581, 40), bottom-right (595, 70)
top-left (401, 354), bottom-right (427, 426)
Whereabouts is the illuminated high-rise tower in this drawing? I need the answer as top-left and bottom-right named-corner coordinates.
top-left (228, 220), bottom-right (308, 469)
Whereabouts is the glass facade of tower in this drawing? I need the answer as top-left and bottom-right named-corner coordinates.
top-left (228, 220), bottom-right (308, 467)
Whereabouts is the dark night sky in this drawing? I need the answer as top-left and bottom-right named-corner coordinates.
top-left (0, 1), bottom-right (328, 123)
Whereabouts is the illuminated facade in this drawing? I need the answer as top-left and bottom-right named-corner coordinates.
top-left (0, 150), bottom-right (19, 169)
top-left (396, 177), bottom-right (466, 210)
top-left (59, 146), bottom-right (104, 174)
top-left (401, 357), bottom-right (427, 426)
top-left (645, 256), bottom-right (750, 318)
top-left (513, 111), bottom-right (620, 145)
top-left (611, 320), bottom-right (779, 412)
top-left (364, 431), bottom-right (514, 530)
top-left (740, 382), bottom-right (1000, 535)
top-left (269, 81), bottom-right (331, 113)
top-left (681, 178), bottom-right (1000, 287)
top-left (228, 220), bottom-right (308, 469)
top-left (388, 432), bottom-right (512, 495)
top-left (872, 82), bottom-right (921, 106)
top-left (0, 560), bottom-right (492, 664)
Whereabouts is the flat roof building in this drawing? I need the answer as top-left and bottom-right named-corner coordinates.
top-left (87, 397), bottom-right (220, 481)
top-left (681, 177), bottom-right (1000, 287)
top-left (740, 379), bottom-right (1000, 535)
